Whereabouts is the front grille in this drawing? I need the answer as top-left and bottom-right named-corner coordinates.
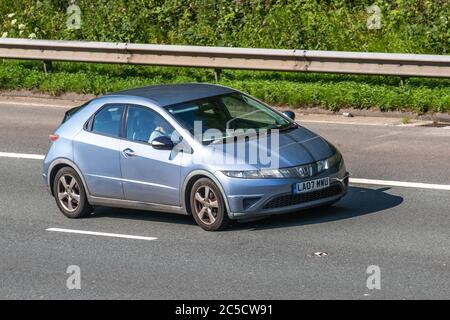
top-left (263, 184), bottom-right (343, 209)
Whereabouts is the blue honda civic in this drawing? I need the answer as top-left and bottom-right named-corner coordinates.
top-left (43, 83), bottom-right (349, 231)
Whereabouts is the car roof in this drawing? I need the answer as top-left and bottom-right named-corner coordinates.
top-left (110, 83), bottom-right (236, 107)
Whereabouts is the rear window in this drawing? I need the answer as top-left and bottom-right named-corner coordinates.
top-left (91, 104), bottom-right (125, 137)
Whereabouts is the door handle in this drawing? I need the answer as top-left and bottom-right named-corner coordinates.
top-left (122, 148), bottom-right (136, 158)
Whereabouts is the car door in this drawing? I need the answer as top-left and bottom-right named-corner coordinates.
top-left (73, 104), bottom-right (125, 199)
top-left (120, 105), bottom-right (182, 206)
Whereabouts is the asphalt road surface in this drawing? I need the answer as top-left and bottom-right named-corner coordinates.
top-left (0, 103), bottom-right (449, 299)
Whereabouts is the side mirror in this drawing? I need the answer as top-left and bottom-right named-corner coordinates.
top-left (150, 136), bottom-right (174, 150)
top-left (282, 111), bottom-right (295, 121)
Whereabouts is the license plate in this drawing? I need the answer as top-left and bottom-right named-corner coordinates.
top-left (292, 177), bottom-right (330, 194)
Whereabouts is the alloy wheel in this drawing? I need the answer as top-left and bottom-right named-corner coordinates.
top-left (57, 174), bottom-right (80, 212)
top-left (193, 185), bottom-right (219, 225)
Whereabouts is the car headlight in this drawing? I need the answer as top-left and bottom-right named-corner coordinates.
top-left (221, 152), bottom-right (342, 179)
top-left (317, 151), bottom-right (342, 171)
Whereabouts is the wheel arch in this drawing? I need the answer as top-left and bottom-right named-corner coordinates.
top-left (181, 170), bottom-right (232, 218)
top-left (48, 158), bottom-right (90, 197)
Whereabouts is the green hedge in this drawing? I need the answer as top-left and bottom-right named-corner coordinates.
top-left (0, 0), bottom-right (449, 54)
top-left (0, 1), bottom-right (448, 113)
top-left (1, 61), bottom-right (448, 113)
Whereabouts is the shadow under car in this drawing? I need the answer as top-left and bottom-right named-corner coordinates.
top-left (88, 186), bottom-right (403, 231)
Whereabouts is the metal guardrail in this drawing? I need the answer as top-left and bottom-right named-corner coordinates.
top-left (0, 38), bottom-right (449, 78)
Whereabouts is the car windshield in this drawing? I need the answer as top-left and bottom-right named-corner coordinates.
top-left (165, 93), bottom-right (292, 142)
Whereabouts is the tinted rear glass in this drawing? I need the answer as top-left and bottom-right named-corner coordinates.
top-left (91, 104), bottom-right (124, 137)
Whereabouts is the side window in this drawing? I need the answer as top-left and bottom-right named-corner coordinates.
top-left (91, 104), bottom-right (125, 137)
top-left (126, 106), bottom-right (175, 144)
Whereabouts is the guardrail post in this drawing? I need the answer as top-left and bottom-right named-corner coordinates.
top-left (43, 60), bottom-right (53, 74)
top-left (214, 68), bottom-right (222, 82)
top-left (400, 76), bottom-right (408, 86)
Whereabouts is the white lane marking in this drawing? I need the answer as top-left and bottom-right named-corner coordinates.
top-left (0, 100), bottom-right (77, 109)
top-left (300, 119), bottom-right (395, 126)
top-left (1, 151), bottom-right (449, 191)
top-left (46, 228), bottom-right (157, 241)
top-left (0, 152), bottom-right (45, 160)
top-left (299, 119), bottom-right (432, 127)
top-left (350, 178), bottom-right (450, 191)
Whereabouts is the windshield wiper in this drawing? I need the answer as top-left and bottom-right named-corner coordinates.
top-left (277, 122), bottom-right (298, 131)
top-left (207, 130), bottom-right (261, 145)
top-left (203, 123), bottom-right (296, 145)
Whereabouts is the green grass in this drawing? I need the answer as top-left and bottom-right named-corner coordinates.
top-left (1, 60), bottom-right (449, 113)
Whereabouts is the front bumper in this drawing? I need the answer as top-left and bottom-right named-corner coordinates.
top-left (218, 168), bottom-right (349, 219)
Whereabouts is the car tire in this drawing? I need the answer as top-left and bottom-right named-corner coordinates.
top-left (53, 167), bottom-right (92, 219)
top-left (190, 178), bottom-right (230, 231)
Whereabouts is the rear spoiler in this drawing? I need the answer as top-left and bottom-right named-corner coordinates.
top-left (61, 102), bottom-right (89, 124)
